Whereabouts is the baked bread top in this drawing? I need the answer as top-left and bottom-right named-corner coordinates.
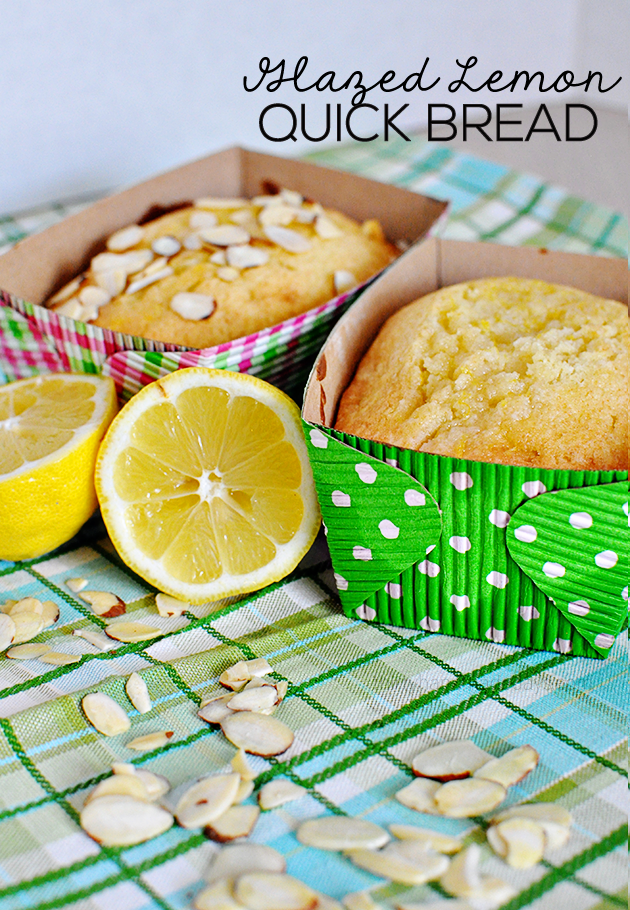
top-left (335, 277), bottom-right (629, 471)
top-left (47, 189), bottom-right (396, 348)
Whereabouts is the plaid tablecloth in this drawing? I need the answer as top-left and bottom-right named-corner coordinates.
top-left (0, 138), bottom-right (627, 910)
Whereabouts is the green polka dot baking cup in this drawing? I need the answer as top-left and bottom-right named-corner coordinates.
top-left (304, 424), bottom-right (628, 659)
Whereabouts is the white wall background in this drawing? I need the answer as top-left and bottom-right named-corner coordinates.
top-left (0, 0), bottom-right (626, 212)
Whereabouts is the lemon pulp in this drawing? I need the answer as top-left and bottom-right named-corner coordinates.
top-left (0, 373), bottom-right (118, 560)
top-left (96, 369), bottom-right (320, 601)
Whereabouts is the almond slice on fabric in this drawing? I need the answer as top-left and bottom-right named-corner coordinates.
top-left (205, 804), bottom-right (260, 842)
top-left (80, 590), bottom-right (126, 617)
top-left (6, 642), bottom-right (51, 659)
top-left (11, 612), bottom-right (44, 644)
top-left (473, 745), bottom-right (539, 788)
top-left (342, 893), bottom-right (381, 910)
top-left (488, 817), bottom-right (546, 868)
top-left (233, 779), bottom-right (255, 804)
top-left (105, 622), bottom-right (162, 642)
top-left (0, 614), bottom-right (15, 650)
top-left (206, 842), bottom-right (286, 883)
top-left (297, 817), bottom-right (389, 851)
top-left (126, 730), bottom-right (174, 751)
top-left (66, 577), bottom-right (89, 593)
top-left (85, 773), bottom-right (149, 804)
top-left (411, 741), bottom-right (493, 781)
top-left (82, 692), bottom-right (130, 736)
top-left (388, 824), bottom-right (462, 854)
top-left (231, 748), bottom-right (257, 782)
top-left (395, 778), bottom-right (441, 814)
top-left (234, 872), bottom-right (319, 910)
top-left (227, 686), bottom-right (278, 713)
top-left (9, 597), bottom-right (43, 615)
top-left (492, 802), bottom-right (572, 849)
top-left (73, 628), bottom-right (115, 651)
top-left (221, 712), bottom-right (294, 757)
top-left (155, 592), bottom-right (190, 617)
top-left (40, 600), bottom-right (61, 627)
top-left (80, 794), bottom-right (173, 847)
top-left (199, 695), bottom-right (235, 725)
top-left (434, 778), bottom-right (507, 817)
top-left (345, 846), bottom-right (449, 886)
top-left (126, 672), bottom-right (152, 714)
top-left (39, 651), bottom-right (81, 665)
top-left (193, 878), bottom-right (245, 910)
top-left (175, 772), bottom-right (241, 828)
top-left (258, 779), bottom-right (306, 810)
top-left (440, 844), bottom-right (517, 907)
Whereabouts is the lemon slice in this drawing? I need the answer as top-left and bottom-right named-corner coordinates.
top-left (0, 373), bottom-right (118, 561)
top-left (95, 368), bottom-right (320, 602)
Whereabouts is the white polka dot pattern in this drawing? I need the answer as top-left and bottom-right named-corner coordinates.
top-left (355, 463), bottom-right (377, 484)
top-left (486, 627), bottom-right (505, 643)
top-left (420, 616), bottom-right (441, 632)
top-left (331, 491), bottom-right (351, 507)
top-left (569, 512), bottom-right (592, 530)
top-left (379, 520), bottom-right (400, 540)
top-left (404, 489), bottom-right (426, 506)
top-left (418, 560), bottom-right (440, 577)
top-left (309, 428), bottom-right (328, 448)
top-left (386, 582), bottom-right (401, 599)
top-left (595, 550), bottom-right (617, 568)
top-left (514, 525), bottom-right (537, 543)
top-left (353, 546), bottom-right (372, 561)
top-left (543, 562), bottom-right (565, 578)
top-left (334, 573), bottom-right (348, 591)
top-left (522, 481), bottom-right (547, 497)
top-left (594, 632), bottom-right (615, 649)
top-left (568, 600), bottom-right (590, 616)
top-left (553, 638), bottom-right (572, 653)
top-left (518, 605), bottom-right (540, 621)
top-left (356, 604), bottom-right (376, 621)
top-left (449, 536), bottom-right (471, 553)
top-left (451, 595), bottom-right (470, 611)
top-left (489, 510), bottom-right (511, 528)
top-left (449, 472), bottom-right (473, 490)
top-left (486, 571), bottom-right (509, 589)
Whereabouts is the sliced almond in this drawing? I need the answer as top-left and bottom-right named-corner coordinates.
top-left (243, 676), bottom-right (267, 691)
top-left (226, 245), bottom-right (270, 269)
top-left (280, 189), bottom-right (303, 207)
top-left (107, 225), bottom-right (145, 251)
top-left (222, 660), bottom-right (252, 684)
top-left (297, 817), bottom-right (389, 851)
top-left (79, 590), bottom-right (126, 617)
top-left (389, 824), bottom-right (462, 854)
top-left (227, 686), bottom-right (278, 713)
top-left (0, 600), bottom-right (18, 613)
top-left (40, 601), bottom-right (60, 628)
top-left (434, 778), bottom-right (506, 818)
top-left (395, 777), bottom-right (440, 814)
top-left (82, 692), bottom-right (131, 736)
top-left (195, 197), bottom-right (247, 209)
top-left (79, 285), bottom-right (111, 310)
top-left (92, 249), bottom-right (153, 276)
top-left (170, 291), bottom-right (216, 321)
top-left (473, 745), bottom-right (539, 788)
top-left (126, 672), bottom-right (152, 714)
top-left (342, 893), bottom-right (381, 910)
top-left (346, 846), bottom-right (449, 886)
top-left (275, 680), bottom-right (289, 703)
top-left (395, 901), bottom-right (480, 910)
top-left (190, 210), bottom-right (218, 229)
top-left (230, 208), bottom-right (256, 225)
top-left (55, 298), bottom-right (85, 319)
top-left (233, 779), bottom-right (254, 804)
top-left (244, 658), bottom-right (272, 677)
top-left (200, 225), bottom-right (250, 247)
top-left (411, 740), bottom-right (493, 782)
top-left (314, 215), bottom-right (342, 239)
top-left (210, 250), bottom-right (227, 265)
top-left (199, 695), bottom-right (234, 725)
top-left (235, 873), bottom-right (319, 910)
top-left (105, 621), bottom-right (162, 642)
top-left (205, 804), bottom-right (259, 842)
top-left (175, 772), bottom-right (240, 828)
top-left (111, 761), bottom-right (135, 775)
top-left (155, 592), bottom-right (190, 617)
top-left (66, 577), bottom-right (89, 593)
top-left (6, 642), bottom-right (51, 660)
top-left (135, 769), bottom-right (171, 802)
top-left (206, 842), bottom-right (286, 883)
top-left (217, 267), bottom-right (240, 282)
top-left (11, 612), bottom-right (44, 644)
top-left (316, 895), bottom-right (344, 910)
top-left (221, 712), bottom-right (293, 757)
top-left (73, 628), bottom-right (116, 651)
top-left (49, 276), bottom-right (84, 304)
top-left (94, 268), bottom-right (127, 296)
top-left (440, 844), bottom-right (516, 908)
top-left (127, 266), bottom-right (173, 294)
top-left (183, 233), bottom-right (203, 251)
top-left (258, 779), bottom-right (306, 811)
top-left (9, 597), bottom-right (43, 615)
top-left (489, 817), bottom-right (545, 868)
top-left (85, 772), bottom-right (149, 804)
top-left (40, 651), bottom-right (81, 666)
top-left (258, 203), bottom-right (297, 227)
top-left (485, 824), bottom-right (508, 858)
top-left (264, 225), bottom-right (312, 253)
top-left (80, 794), bottom-right (173, 847)
top-left (151, 235), bottom-right (181, 257)
top-left (0, 613), bottom-right (16, 650)
top-left (492, 803), bottom-right (571, 849)
top-left (231, 749), bottom-right (257, 782)
top-left (126, 730), bottom-right (174, 752)
top-left (193, 878), bottom-right (245, 910)
top-left (333, 271), bottom-right (358, 295)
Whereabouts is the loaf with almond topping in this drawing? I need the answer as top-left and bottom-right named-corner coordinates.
top-left (46, 189), bottom-right (397, 348)
top-left (335, 277), bottom-right (629, 471)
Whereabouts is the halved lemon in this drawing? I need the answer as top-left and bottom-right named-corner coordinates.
top-left (95, 368), bottom-right (321, 602)
top-left (0, 373), bottom-right (118, 561)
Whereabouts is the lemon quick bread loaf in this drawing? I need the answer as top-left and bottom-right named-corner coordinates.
top-left (46, 189), bottom-right (396, 348)
top-left (335, 277), bottom-right (629, 471)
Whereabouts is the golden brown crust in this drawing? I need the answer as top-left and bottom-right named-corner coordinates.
top-left (47, 197), bottom-right (396, 348)
top-left (335, 277), bottom-right (629, 472)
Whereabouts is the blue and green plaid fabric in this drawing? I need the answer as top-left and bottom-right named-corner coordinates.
top-left (0, 138), bottom-right (626, 909)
